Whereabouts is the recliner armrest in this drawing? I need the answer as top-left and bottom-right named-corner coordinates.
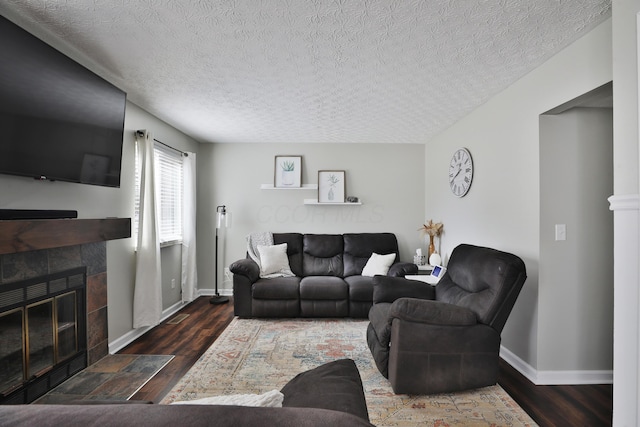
top-left (229, 258), bottom-right (260, 283)
top-left (372, 276), bottom-right (435, 303)
top-left (387, 262), bottom-right (418, 277)
top-left (389, 298), bottom-right (477, 326)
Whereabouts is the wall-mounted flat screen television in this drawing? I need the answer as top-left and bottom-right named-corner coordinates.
top-left (0, 15), bottom-right (126, 188)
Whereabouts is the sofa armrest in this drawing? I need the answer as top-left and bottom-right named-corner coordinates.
top-left (229, 258), bottom-right (260, 283)
top-left (372, 276), bottom-right (435, 304)
top-left (389, 298), bottom-right (477, 326)
top-left (281, 359), bottom-right (369, 422)
top-left (387, 262), bottom-right (418, 277)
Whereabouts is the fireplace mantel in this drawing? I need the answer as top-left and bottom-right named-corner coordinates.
top-left (0, 218), bottom-right (131, 255)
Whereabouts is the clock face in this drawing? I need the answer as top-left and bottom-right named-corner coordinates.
top-left (448, 148), bottom-right (473, 197)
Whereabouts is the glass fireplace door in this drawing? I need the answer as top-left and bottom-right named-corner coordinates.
top-left (26, 300), bottom-right (55, 379)
top-left (56, 292), bottom-right (78, 362)
top-left (0, 308), bottom-right (25, 395)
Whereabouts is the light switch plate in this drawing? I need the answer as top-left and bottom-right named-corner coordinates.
top-left (555, 224), bottom-right (566, 241)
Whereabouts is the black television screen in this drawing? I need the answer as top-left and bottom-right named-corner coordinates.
top-left (0, 15), bottom-right (126, 187)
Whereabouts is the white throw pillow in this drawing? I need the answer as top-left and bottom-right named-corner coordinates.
top-left (257, 243), bottom-right (294, 277)
top-left (171, 389), bottom-right (283, 407)
top-left (361, 252), bottom-right (396, 277)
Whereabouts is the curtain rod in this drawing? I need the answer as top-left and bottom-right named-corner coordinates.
top-left (135, 130), bottom-right (188, 156)
top-left (154, 138), bottom-right (188, 157)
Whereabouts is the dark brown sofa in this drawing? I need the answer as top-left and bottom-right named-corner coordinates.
top-left (230, 232), bottom-right (417, 318)
top-left (0, 359), bottom-right (374, 426)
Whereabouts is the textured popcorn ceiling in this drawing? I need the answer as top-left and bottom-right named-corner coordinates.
top-left (0, 1), bottom-right (611, 144)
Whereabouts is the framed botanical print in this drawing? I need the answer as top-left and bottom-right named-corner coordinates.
top-left (274, 155), bottom-right (302, 188)
top-left (318, 170), bottom-right (345, 203)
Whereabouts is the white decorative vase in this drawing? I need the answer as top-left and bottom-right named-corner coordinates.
top-left (429, 252), bottom-right (442, 266)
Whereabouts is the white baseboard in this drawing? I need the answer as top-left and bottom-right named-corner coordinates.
top-left (197, 288), bottom-right (232, 297)
top-left (500, 345), bottom-right (613, 385)
top-left (108, 300), bottom-right (189, 354)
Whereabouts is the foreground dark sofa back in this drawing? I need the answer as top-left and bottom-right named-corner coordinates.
top-left (231, 232), bottom-right (416, 318)
top-left (0, 359), bottom-right (374, 427)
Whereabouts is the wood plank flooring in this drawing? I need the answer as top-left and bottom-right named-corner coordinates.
top-left (118, 296), bottom-right (613, 426)
top-left (118, 296), bottom-right (234, 402)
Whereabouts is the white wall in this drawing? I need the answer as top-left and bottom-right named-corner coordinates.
top-left (197, 143), bottom-right (425, 295)
top-left (424, 19), bottom-right (612, 377)
top-left (539, 108), bottom-right (613, 374)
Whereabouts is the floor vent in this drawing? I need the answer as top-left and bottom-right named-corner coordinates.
top-left (166, 313), bottom-right (189, 325)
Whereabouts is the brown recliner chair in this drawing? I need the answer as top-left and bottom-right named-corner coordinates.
top-left (366, 244), bottom-right (527, 394)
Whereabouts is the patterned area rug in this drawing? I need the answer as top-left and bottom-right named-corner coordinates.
top-left (36, 354), bottom-right (173, 403)
top-left (161, 318), bottom-right (536, 426)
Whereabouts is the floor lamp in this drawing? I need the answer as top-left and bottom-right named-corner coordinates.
top-left (210, 205), bottom-right (230, 304)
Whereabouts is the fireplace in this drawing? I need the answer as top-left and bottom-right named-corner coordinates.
top-left (0, 217), bottom-right (130, 404)
top-left (0, 268), bottom-right (87, 403)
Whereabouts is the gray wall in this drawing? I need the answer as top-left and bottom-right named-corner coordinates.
top-left (196, 143), bottom-right (426, 294)
top-left (424, 19), bottom-right (612, 378)
top-left (539, 108), bottom-right (613, 372)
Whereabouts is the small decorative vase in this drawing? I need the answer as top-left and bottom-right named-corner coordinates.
top-left (429, 252), bottom-right (442, 266)
top-left (328, 187), bottom-right (334, 201)
top-left (428, 235), bottom-right (436, 258)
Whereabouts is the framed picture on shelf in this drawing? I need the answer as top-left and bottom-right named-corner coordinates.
top-left (318, 170), bottom-right (345, 203)
top-left (274, 155), bottom-right (302, 188)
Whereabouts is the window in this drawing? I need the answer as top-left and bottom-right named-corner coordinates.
top-left (155, 144), bottom-right (183, 245)
top-left (134, 141), bottom-right (184, 247)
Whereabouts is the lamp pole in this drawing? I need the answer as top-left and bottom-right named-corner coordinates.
top-left (210, 205), bottom-right (230, 304)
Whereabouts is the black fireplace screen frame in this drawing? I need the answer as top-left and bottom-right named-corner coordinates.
top-left (0, 267), bottom-right (87, 404)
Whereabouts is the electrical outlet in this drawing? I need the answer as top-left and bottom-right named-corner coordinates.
top-left (171, 278), bottom-right (176, 289)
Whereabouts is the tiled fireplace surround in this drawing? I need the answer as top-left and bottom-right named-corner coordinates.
top-left (1, 241), bottom-right (110, 365)
top-left (0, 218), bottom-right (130, 401)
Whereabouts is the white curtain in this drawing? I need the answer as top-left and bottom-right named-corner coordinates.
top-left (133, 130), bottom-right (162, 328)
top-left (181, 152), bottom-right (198, 303)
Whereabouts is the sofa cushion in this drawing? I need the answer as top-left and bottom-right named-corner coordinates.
top-left (252, 277), bottom-right (300, 300)
top-left (300, 276), bottom-right (348, 300)
top-left (281, 359), bottom-right (370, 422)
top-left (273, 233), bottom-right (304, 277)
top-left (344, 276), bottom-right (374, 302)
top-left (302, 234), bottom-right (344, 277)
top-left (343, 233), bottom-right (400, 277)
top-left (435, 244), bottom-right (527, 331)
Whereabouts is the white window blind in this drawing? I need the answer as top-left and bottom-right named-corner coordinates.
top-left (155, 143), bottom-right (183, 245)
top-left (133, 140), bottom-right (183, 247)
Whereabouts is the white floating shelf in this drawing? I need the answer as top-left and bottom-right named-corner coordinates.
top-left (304, 199), bottom-right (362, 205)
top-left (260, 184), bottom-right (318, 190)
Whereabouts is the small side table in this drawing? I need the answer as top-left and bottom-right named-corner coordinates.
top-left (415, 265), bottom-right (433, 275)
top-left (405, 274), bottom-right (438, 285)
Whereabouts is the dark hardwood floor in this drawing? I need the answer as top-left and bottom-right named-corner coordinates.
top-left (118, 296), bottom-right (234, 403)
top-left (119, 296), bottom-right (613, 426)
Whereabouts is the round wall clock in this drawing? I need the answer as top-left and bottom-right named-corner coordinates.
top-left (448, 148), bottom-right (473, 197)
